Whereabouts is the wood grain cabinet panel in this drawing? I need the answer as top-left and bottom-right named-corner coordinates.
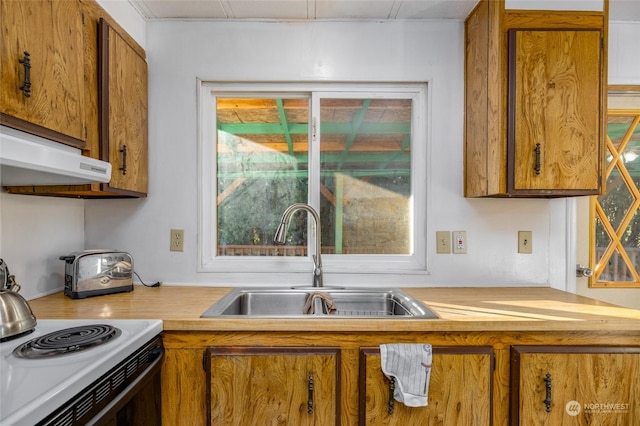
top-left (510, 346), bottom-right (640, 425)
top-left (206, 347), bottom-right (341, 425)
top-left (508, 29), bottom-right (602, 194)
top-left (464, 0), bottom-right (607, 197)
top-left (0, 0), bottom-right (86, 147)
top-left (156, 326), bottom-right (640, 425)
top-left (98, 18), bottom-right (148, 196)
top-left (359, 347), bottom-right (493, 425)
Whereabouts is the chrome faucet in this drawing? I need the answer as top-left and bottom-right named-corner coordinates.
top-left (274, 203), bottom-right (323, 288)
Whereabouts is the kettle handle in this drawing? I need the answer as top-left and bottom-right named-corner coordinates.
top-left (0, 258), bottom-right (7, 289)
top-left (7, 275), bottom-right (21, 292)
top-left (0, 259), bottom-right (20, 292)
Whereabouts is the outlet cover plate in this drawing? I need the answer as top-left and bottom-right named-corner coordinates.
top-left (170, 229), bottom-right (184, 252)
top-left (452, 231), bottom-right (467, 254)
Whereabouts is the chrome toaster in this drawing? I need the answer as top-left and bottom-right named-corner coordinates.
top-left (59, 250), bottom-right (134, 299)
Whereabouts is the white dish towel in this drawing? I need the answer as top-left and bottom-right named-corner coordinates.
top-left (380, 343), bottom-right (433, 407)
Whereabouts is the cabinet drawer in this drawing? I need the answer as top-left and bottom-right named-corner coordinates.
top-left (360, 346), bottom-right (493, 425)
top-left (510, 345), bottom-right (640, 425)
top-left (206, 346), bottom-right (340, 425)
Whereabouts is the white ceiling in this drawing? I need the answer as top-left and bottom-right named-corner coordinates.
top-left (129, 0), bottom-right (640, 21)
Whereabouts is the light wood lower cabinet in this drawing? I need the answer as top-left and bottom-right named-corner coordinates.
top-left (360, 346), bottom-right (493, 425)
top-left (510, 346), bottom-right (640, 425)
top-left (161, 331), bottom-right (640, 425)
top-left (205, 347), bottom-right (341, 425)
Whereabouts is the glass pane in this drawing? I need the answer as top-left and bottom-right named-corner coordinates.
top-left (216, 97), bottom-right (309, 256)
top-left (622, 207), bottom-right (640, 245)
top-left (607, 115), bottom-right (640, 166)
top-left (599, 249), bottom-right (635, 282)
top-left (622, 120), bottom-right (640, 274)
top-left (599, 169), bottom-right (634, 232)
top-left (319, 98), bottom-right (412, 255)
top-left (624, 119), bottom-right (640, 174)
top-left (607, 116), bottom-right (635, 151)
top-left (594, 107), bottom-right (640, 285)
top-left (594, 213), bottom-right (611, 261)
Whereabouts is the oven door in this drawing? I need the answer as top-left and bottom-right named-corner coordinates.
top-left (38, 336), bottom-right (164, 426)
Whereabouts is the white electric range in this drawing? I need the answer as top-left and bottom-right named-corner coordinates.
top-left (0, 318), bottom-right (163, 425)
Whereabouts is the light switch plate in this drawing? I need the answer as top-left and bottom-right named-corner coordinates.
top-left (436, 231), bottom-right (451, 254)
top-left (518, 231), bottom-right (532, 254)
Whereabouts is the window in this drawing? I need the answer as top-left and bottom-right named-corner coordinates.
top-left (198, 83), bottom-right (428, 277)
top-left (591, 88), bottom-right (640, 287)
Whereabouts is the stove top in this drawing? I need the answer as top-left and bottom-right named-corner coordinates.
top-left (0, 319), bottom-right (162, 426)
top-left (13, 324), bottom-right (122, 359)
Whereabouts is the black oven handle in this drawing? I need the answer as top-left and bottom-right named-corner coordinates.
top-left (86, 346), bottom-right (164, 426)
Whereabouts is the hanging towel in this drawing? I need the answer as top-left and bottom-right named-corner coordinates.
top-left (303, 292), bottom-right (337, 314)
top-left (380, 343), bottom-right (432, 407)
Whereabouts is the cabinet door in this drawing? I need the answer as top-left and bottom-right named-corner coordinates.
top-left (99, 19), bottom-right (148, 196)
top-left (360, 346), bottom-right (493, 425)
top-left (0, 0), bottom-right (85, 146)
top-left (206, 347), bottom-right (340, 425)
top-left (511, 346), bottom-right (640, 425)
top-left (508, 29), bottom-right (602, 195)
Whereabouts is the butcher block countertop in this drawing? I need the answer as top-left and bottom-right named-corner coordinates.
top-left (27, 286), bottom-right (640, 333)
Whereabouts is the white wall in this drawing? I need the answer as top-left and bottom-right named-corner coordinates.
top-left (85, 19), bottom-right (565, 288)
top-left (608, 21), bottom-right (640, 85)
top-left (0, 193), bottom-right (84, 299)
top-left (96, 0), bottom-right (146, 48)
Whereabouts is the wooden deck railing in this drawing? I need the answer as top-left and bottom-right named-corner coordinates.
top-left (595, 247), bottom-right (640, 282)
top-left (217, 245), bottom-right (408, 256)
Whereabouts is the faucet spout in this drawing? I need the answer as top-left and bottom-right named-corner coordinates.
top-left (274, 203), bottom-right (323, 288)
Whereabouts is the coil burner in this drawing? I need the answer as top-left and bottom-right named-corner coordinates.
top-left (13, 324), bottom-right (121, 359)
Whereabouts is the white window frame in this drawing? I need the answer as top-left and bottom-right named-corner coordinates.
top-left (198, 81), bottom-right (430, 280)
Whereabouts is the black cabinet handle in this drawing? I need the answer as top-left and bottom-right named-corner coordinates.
top-left (307, 374), bottom-right (314, 414)
top-left (19, 51), bottom-right (31, 98)
top-left (544, 373), bottom-right (552, 412)
top-left (119, 145), bottom-right (128, 175)
top-left (534, 143), bottom-right (542, 175)
top-left (388, 376), bottom-right (395, 414)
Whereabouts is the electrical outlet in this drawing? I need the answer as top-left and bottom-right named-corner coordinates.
top-left (518, 231), bottom-right (532, 254)
top-left (452, 231), bottom-right (467, 254)
top-left (170, 229), bottom-right (184, 252)
top-left (436, 231), bottom-right (451, 254)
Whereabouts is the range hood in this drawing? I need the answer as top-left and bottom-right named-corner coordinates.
top-left (0, 126), bottom-right (111, 186)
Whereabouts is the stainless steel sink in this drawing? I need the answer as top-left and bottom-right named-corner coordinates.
top-left (200, 288), bottom-right (438, 319)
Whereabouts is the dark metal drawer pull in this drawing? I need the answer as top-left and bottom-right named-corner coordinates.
top-left (388, 376), bottom-right (395, 414)
top-left (544, 373), bottom-right (552, 412)
top-left (534, 143), bottom-right (542, 175)
top-left (19, 51), bottom-right (31, 98)
top-left (307, 374), bottom-right (314, 414)
top-left (119, 145), bottom-right (128, 175)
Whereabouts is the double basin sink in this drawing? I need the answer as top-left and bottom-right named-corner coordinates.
top-left (201, 287), bottom-right (438, 319)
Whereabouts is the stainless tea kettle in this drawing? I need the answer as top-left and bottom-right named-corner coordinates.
top-left (0, 258), bottom-right (37, 340)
